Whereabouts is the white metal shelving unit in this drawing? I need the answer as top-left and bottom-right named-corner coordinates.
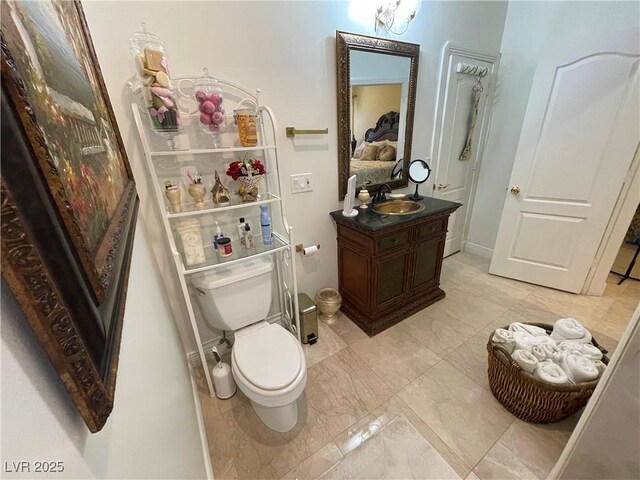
top-left (128, 75), bottom-right (300, 396)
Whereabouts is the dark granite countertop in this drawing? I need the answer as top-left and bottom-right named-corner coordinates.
top-left (330, 196), bottom-right (462, 232)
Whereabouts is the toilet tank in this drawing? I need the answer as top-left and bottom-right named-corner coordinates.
top-left (192, 256), bottom-right (274, 331)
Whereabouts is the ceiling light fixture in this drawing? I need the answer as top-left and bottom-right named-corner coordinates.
top-left (375, 0), bottom-right (420, 36)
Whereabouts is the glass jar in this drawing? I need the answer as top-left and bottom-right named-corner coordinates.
top-left (129, 23), bottom-right (179, 133)
top-left (195, 68), bottom-right (226, 147)
top-left (234, 109), bottom-right (258, 147)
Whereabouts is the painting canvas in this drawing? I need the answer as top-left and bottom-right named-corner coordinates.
top-left (1, 0), bottom-right (138, 432)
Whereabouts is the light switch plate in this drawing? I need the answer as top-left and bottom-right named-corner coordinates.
top-left (290, 173), bottom-right (313, 194)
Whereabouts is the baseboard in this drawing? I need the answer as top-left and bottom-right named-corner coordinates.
top-left (463, 241), bottom-right (494, 259)
top-left (188, 358), bottom-right (214, 480)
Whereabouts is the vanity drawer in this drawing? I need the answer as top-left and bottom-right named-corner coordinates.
top-left (419, 219), bottom-right (446, 239)
top-left (377, 229), bottom-right (410, 252)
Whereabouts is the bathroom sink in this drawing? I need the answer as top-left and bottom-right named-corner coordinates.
top-left (372, 200), bottom-right (425, 216)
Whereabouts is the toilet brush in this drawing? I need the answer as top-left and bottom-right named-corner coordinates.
top-left (211, 346), bottom-right (236, 399)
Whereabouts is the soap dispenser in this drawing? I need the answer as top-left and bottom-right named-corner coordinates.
top-left (211, 346), bottom-right (236, 399)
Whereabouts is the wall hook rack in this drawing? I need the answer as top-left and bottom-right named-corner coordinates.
top-left (456, 62), bottom-right (488, 77)
top-left (286, 127), bottom-right (329, 138)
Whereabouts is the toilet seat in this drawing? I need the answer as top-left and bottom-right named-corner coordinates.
top-left (233, 323), bottom-right (302, 390)
top-left (231, 323), bottom-right (306, 408)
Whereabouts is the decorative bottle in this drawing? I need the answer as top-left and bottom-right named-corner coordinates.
top-left (243, 225), bottom-right (255, 250)
top-left (260, 205), bottom-right (273, 246)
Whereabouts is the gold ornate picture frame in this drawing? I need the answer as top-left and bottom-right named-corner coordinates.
top-left (1, 0), bottom-right (138, 432)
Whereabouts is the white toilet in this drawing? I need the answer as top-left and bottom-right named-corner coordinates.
top-left (192, 256), bottom-right (306, 432)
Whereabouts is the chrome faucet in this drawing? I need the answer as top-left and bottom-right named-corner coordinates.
top-left (372, 184), bottom-right (392, 206)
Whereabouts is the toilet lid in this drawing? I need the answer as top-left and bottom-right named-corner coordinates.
top-left (233, 324), bottom-right (302, 391)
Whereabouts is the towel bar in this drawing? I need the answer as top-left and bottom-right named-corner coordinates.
top-left (286, 127), bottom-right (328, 138)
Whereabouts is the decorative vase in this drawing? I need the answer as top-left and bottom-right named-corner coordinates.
top-left (188, 183), bottom-right (206, 208)
top-left (358, 187), bottom-right (370, 209)
top-left (237, 175), bottom-right (261, 203)
top-left (315, 288), bottom-right (342, 325)
top-left (164, 186), bottom-right (182, 213)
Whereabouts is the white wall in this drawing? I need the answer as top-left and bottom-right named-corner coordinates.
top-left (81, 1), bottom-right (508, 353)
top-left (467, 1), bottom-right (640, 252)
top-left (1, 221), bottom-right (207, 479)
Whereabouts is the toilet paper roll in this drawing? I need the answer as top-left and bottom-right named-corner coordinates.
top-left (302, 245), bottom-right (319, 256)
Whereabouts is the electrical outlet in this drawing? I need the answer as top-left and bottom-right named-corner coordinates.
top-left (290, 173), bottom-right (313, 194)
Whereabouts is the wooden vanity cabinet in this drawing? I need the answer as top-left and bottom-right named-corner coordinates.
top-left (334, 211), bottom-right (454, 336)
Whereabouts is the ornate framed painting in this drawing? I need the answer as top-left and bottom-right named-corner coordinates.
top-left (1, 0), bottom-right (138, 432)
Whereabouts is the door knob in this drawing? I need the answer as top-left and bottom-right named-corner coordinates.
top-left (435, 183), bottom-right (451, 190)
top-left (510, 186), bottom-right (521, 195)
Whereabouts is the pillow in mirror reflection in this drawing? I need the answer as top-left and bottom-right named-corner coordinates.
top-left (360, 145), bottom-right (379, 161)
top-left (378, 145), bottom-right (396, 161)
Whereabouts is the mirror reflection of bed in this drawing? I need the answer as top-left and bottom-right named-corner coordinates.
top-left (350, 111), bottom-right (403, 189)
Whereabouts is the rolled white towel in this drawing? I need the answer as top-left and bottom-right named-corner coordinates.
top-left (513, 331), bottom-right (537, 351)
top-left (509, 322), bottom-right (548, 337)
top-left (557, 341), bottom-right (603, 361)
top-left (580, 344), bottom-right (603, 361)
top-left (551, 317), bottom-right (592, 344)
top-left (556, 341), bottom-right (582, 355)
top-left (534, 361), bottom-right (569, 385)
top-left (540, 343), bottom-right (557, 357)
top-left (530, 345), bottom-right (547, 362)
top-left (593, 360), bottom-right (607, 376)
top-left (492, 329), bottom-right (515, 353)
top-left (549, 351), bottom-right (564, 364)
top-left (532, 335), bottom-right (557, 349)
top-left (560, 353), bottom-right (599, 383)
top-left (512, 349), bottom-right (539, 373)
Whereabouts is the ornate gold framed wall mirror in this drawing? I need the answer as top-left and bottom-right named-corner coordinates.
top-left (336, 31), bottom-right (420, 199)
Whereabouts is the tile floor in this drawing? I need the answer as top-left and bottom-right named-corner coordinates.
top-left (198, 252), bottom-right (639, 480)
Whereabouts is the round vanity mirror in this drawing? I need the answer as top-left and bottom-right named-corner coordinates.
top-left (408, 159), bottom-right (431, 201)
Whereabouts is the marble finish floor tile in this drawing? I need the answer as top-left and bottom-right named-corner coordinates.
top-left (305, 347), bottom-right (395, 438)
top-left (319, 415), bottom-right (460, 480)
top-left (279, 441), bottom-right (343, 480)
top-left (458, 272), bottom-right (534, 310)
top-left (521, 287), bottom-right (615, 327)
top-left (367, 396), bottom-right (472, 479)
top-left (440, 259), bottom-right (484, 291)
top-left (430, 288), bottom-right (509, 331)
top-left (327, 312), bottom-right (368, 345)
top-left (465, 472), bottom-right (481, 480)
top-left (203, 390), bottom-right (332, 480)
top-left (303, 320), bottom-right (347, 368)
top-left (445, 332), bottom-right (492, 389)
top-left (447, 251), bottom-right (491, 273)
top-left (473, 417), bottom-right (577, 480)
top-left (399, 360), bottom-right (514, 468)
top-left (396, 307), bottom-right (476, 357)
top-left (589, 298), bottom-right (639, 341)
top-left (349, 324), bottom-right (441, 391)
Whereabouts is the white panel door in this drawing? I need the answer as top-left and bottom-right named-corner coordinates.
top-left (432, 45), bottom-right (499, 257)
top-left (490, 29), bottom-right (640, 292)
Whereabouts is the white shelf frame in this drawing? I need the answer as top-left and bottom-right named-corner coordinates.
top-left (150, 144), bottom-right (276, 157)
top-left (129, 76), bottom-right (300, 397)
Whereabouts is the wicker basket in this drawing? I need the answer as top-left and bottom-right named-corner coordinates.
top-left (487, 322), bottom-right (609, 424)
